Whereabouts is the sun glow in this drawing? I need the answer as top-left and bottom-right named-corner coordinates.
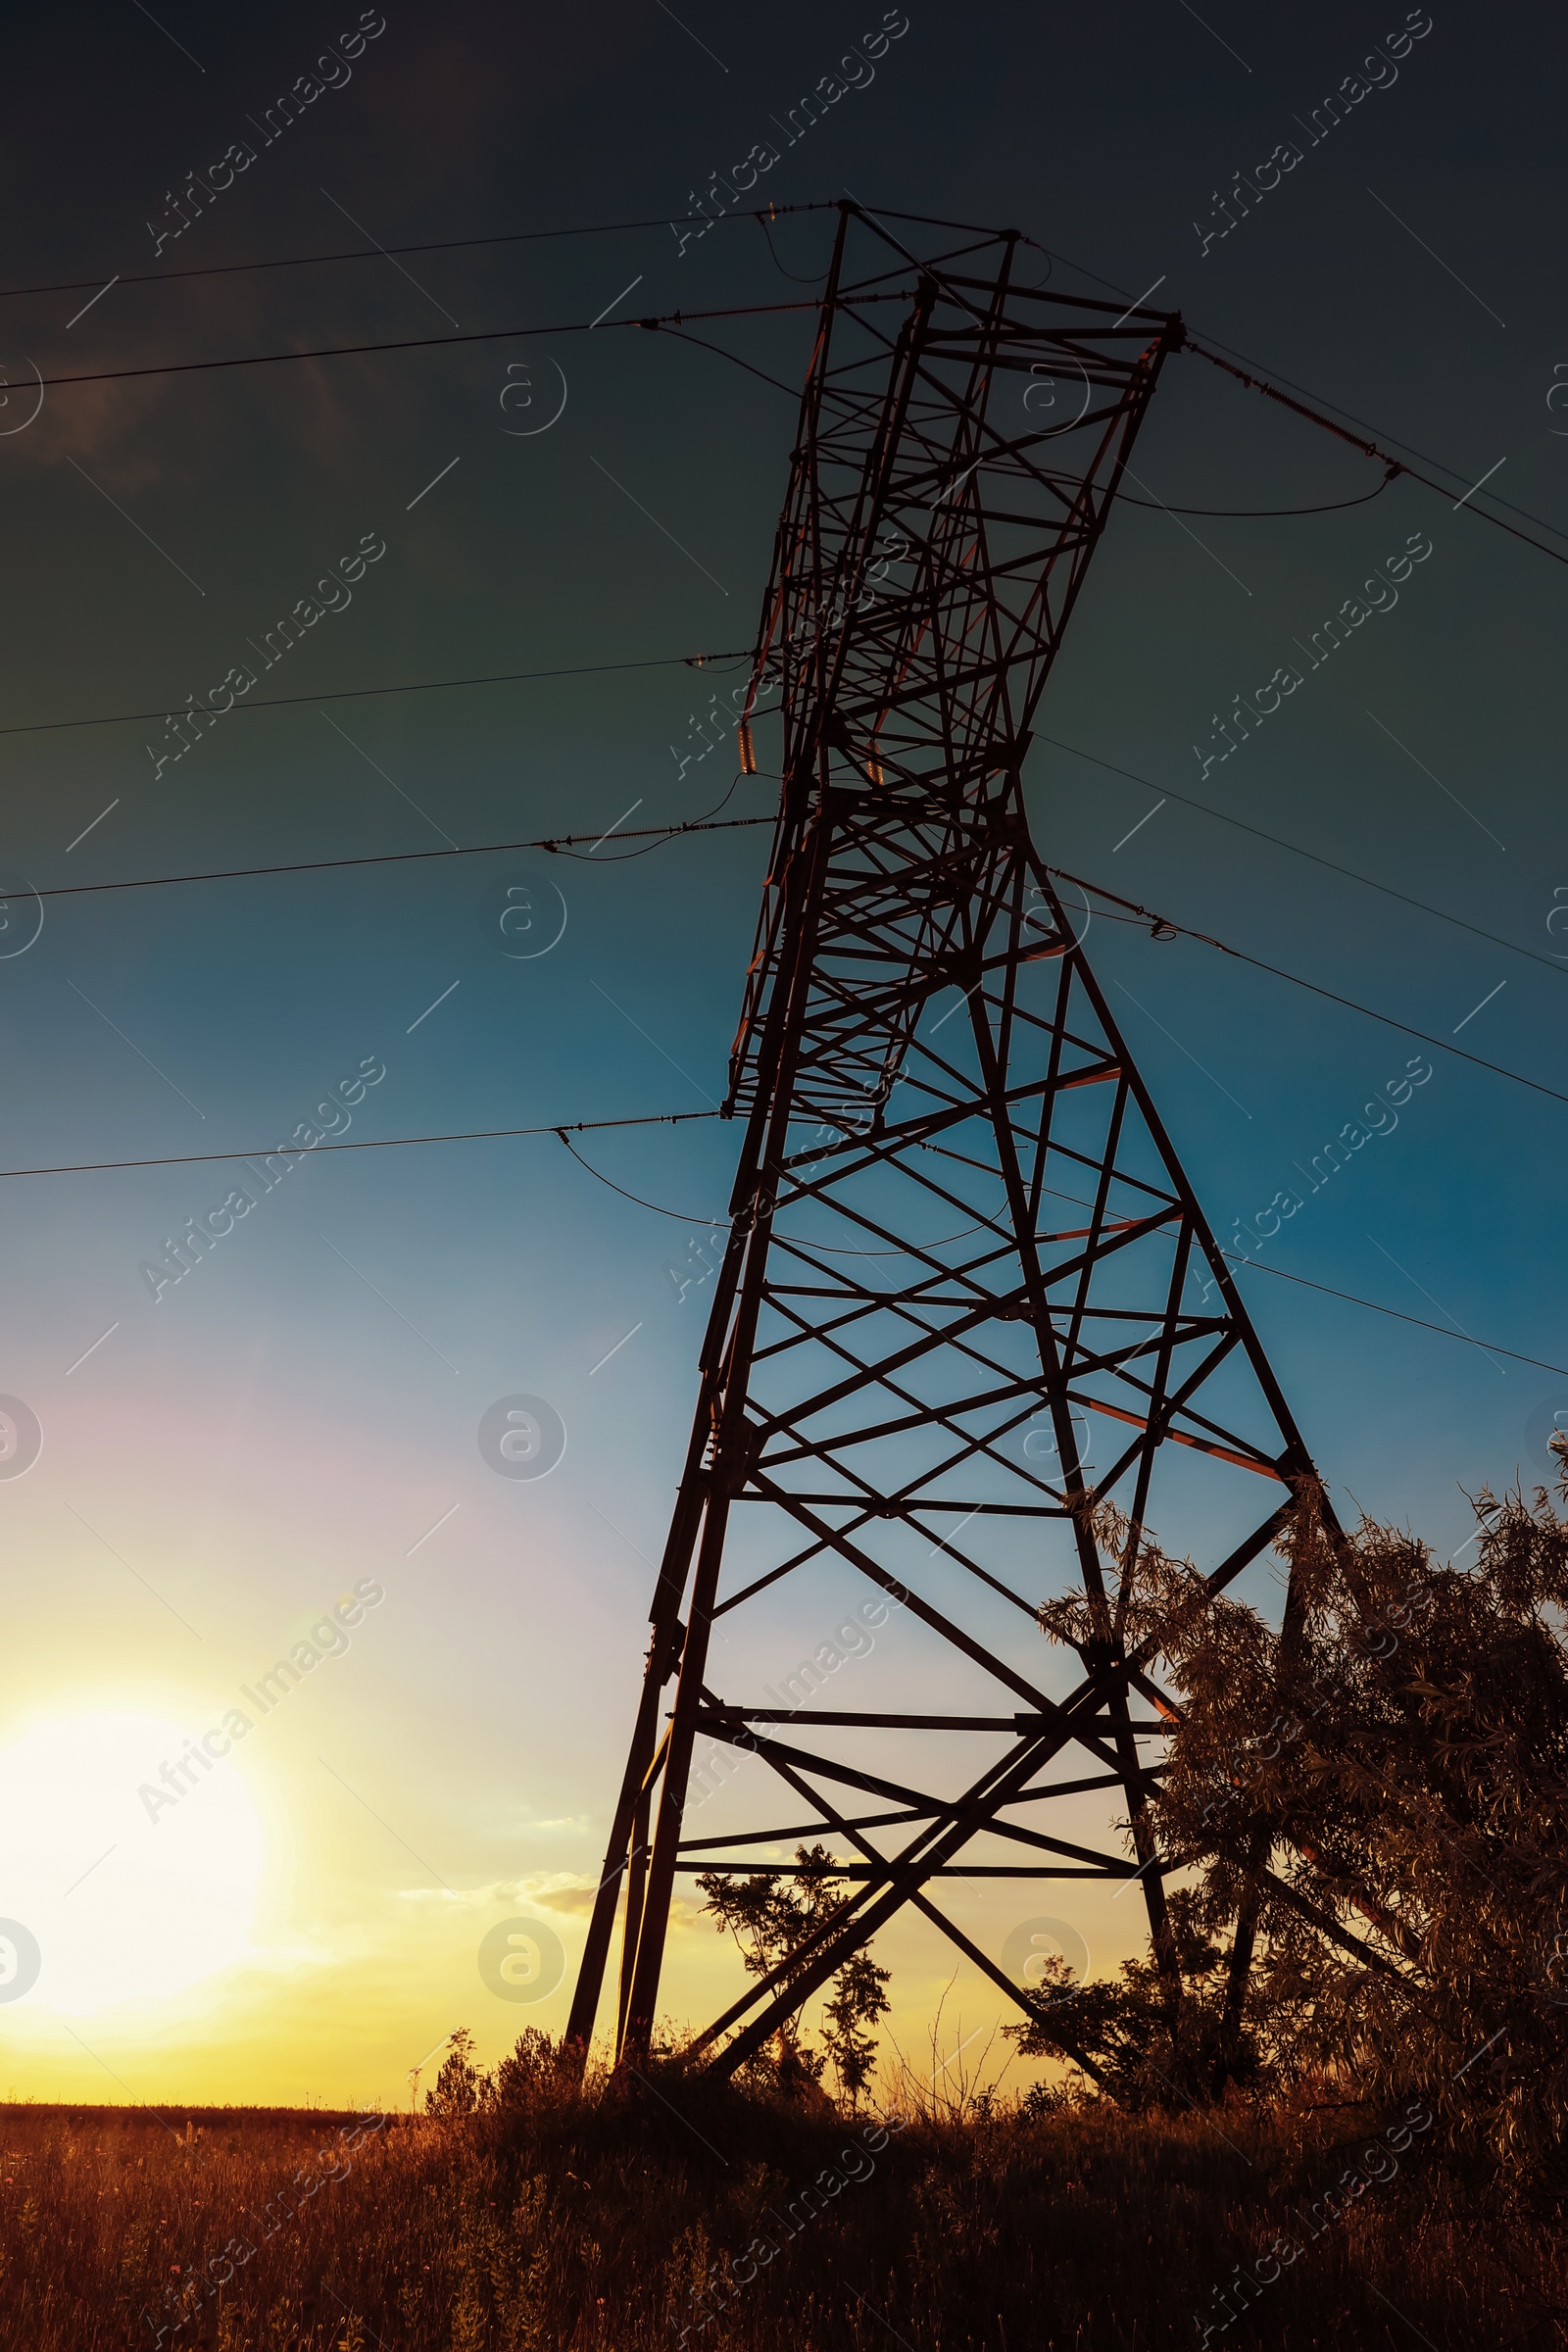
top-left (0, 1714), bottom-right (265, 2015)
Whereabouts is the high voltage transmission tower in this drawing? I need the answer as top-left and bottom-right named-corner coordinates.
top-left (566, 204), bottom-right (1331, 2074)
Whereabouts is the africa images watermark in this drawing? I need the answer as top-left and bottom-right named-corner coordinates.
top-left (666, 522), bottom-right (911, 784)
top-left (145, 531), bottom-right (388, 781)
top-left (677, 2112), bottom-right (907, 2344)
top-left (144, 11), bottom-right (388, 256)
top-left (1192, 2097), bottom-right (1436, 2343)
top-left (138, 1055), bottom-right (387, 1303)
top-left (1192, 10), bottom-right (1434, 259)
top-left (669, 11), bottom-right (911, 259)
top-left (1193, 530), bottom-right (1434, 782)
top-left (684, 1585), bottom-right (910, 1818)
top-left (141, 2109), bottom-right (388, 2347)
top-left (136, 1578), bottom-right (386, 1824)
top-left (1206, 1054), bottom-right (1434, 1293)
top-left (1191, 2017), bottom-right (1519, 2344)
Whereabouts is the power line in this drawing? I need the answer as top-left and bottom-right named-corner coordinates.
top-left (25, 288), bottom-right (896, 395)
top-left (1185, 343), bottom-right (1568, 573)
top-left (29, 727), bottom-right (1549, 1100)
top-left (5, 1085), bottom-right (1555, 1381)
top-left (0, 203), bottom-right (838, 306)
top-left (1019, 224), bottom-right (1568, 555)
top-left (1227, 1252), bottom-right (1568, 1380)
top-left (656, 323), bottom-right (800, 400)
top-left (1, 687), bottom-right (1545, 1003)
top-left (1050, 863), bottom-right (1568, 1113)
top-left (22, 196), bottom-right (1568, 573)
top-left (18, 743), bottom-right (1560, 1124)
top-left (52, 231), bottom-right (1544, 580)
top-left (21, 813), bottom-right (773, 903)
top-left (1185, 331), bottom-right (1568, 553)
top-left (557, 1129), bottom-right (724, 1222)
top-left (1115, 476), bottom-right (1396, 518)
top-left (1036, 732), bottom-right (1567, 982)
top-left (11, 267), bottom-right (1558, 784)
top-left (560, 1105), bottom-right (1568, 1380)
top-left (17, 782), bottom-right (1559, 1131)
top-left (0, 1107), bottom-right (719, 1180)
top-left (0, 649), bottom-right (751, 743)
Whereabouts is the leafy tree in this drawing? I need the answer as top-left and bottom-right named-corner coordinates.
top-left (697, 1843), bottom-right (890, 2101)
top-left (822, 1947), bottom-right (892, 2106)
top-left (1004, 1892), bottom-right (1268, 2108)
top-left (1029, 1471), bottom-right (1568, 2169)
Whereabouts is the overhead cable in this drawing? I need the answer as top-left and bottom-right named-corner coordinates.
top-left (0, 650), bottom-right (752, 743)
top-left (0, 1107), bottom-right (720, 1181)
top-left (0, 203), bottom-right (839, 305)
top-left (24, 288), bottom-right (898, 395)
top-left (1049, 864), bottom-right (1568, 1111)
top-left (1036, 733), bottom-right (1566, 982)
top-left (21, 813), bottom-right (772, 903)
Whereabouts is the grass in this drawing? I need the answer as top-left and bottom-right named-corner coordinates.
top-left (1, 2073), bottom-right (1563, 2350)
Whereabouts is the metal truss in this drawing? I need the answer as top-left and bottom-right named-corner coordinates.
top-left (566, 205), bottom-right (1327, 2073)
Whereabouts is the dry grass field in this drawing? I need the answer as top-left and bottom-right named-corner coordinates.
top-left (2, 2061), bottom-right (1563, 2351)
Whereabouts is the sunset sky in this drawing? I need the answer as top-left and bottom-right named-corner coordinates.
top-left (1, 0), bottom-right (1564, 2109)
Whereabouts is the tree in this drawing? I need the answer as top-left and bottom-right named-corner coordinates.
top-left (822, 1947), bottom-right (892, 2106)
top-left (697, 1843), bottom-right (890, 2100)
top-left (1032, 1471), bottom-right (1568, 2169)
top-left (1004, 1892), bottom-right (1267, 2108)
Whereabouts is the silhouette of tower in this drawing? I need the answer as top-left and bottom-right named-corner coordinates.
top-left (566, 206), bottom-right (1324, 2073)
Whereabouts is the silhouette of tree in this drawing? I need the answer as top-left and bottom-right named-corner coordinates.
top-left (1024, 1467), bottom-right (1568, 2169)
top-left (698, 1843), bottom-right (890, 2100)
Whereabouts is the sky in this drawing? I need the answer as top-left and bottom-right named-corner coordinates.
top-left (0, 0), bottom-right (1564, 2110)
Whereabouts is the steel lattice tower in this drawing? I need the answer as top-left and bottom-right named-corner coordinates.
top-left (566, 206), bottom-right (1325, 2074)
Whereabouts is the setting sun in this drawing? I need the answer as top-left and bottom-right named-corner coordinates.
top-left (0, 1714), bottom-right (264, 2014)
